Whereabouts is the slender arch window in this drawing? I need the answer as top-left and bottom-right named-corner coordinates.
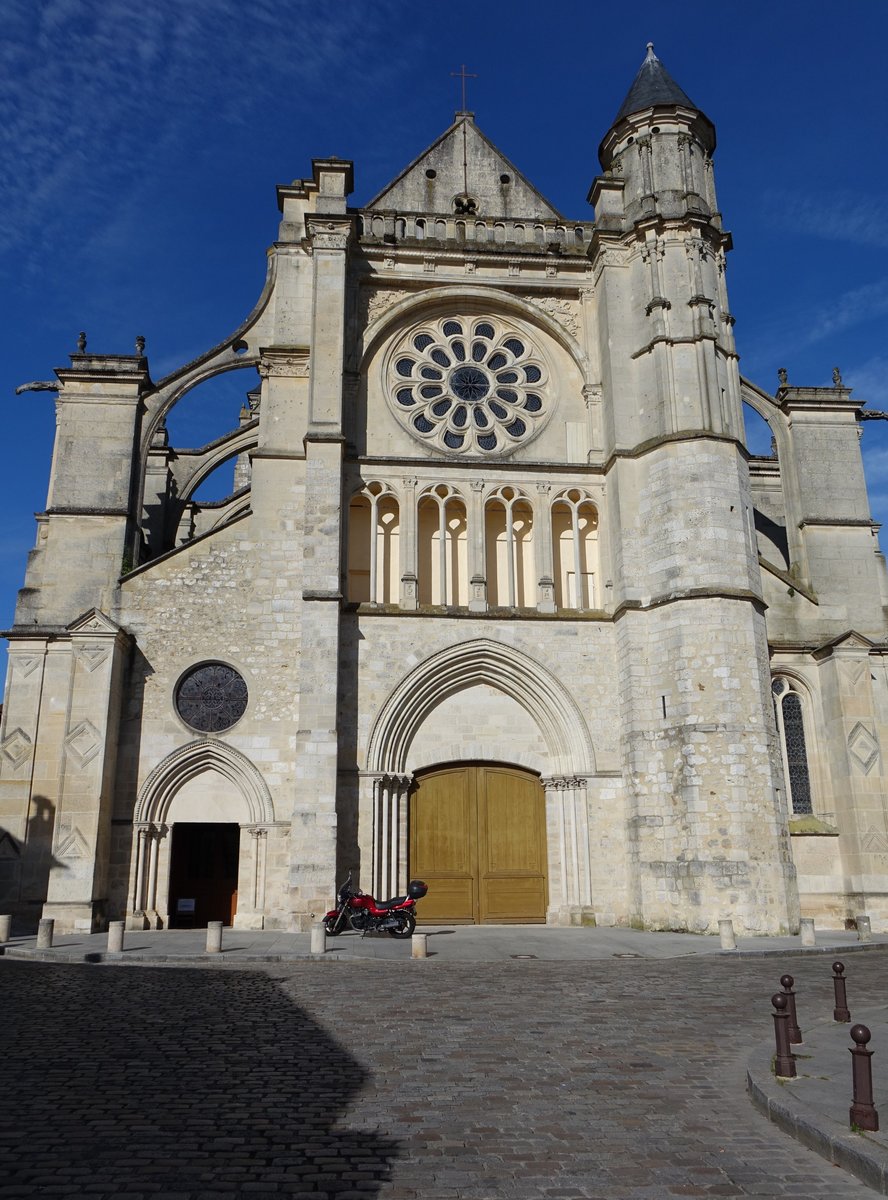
top-left (485, 486), bottom-right (535, 607)
top-left (347, 483), bottom-right (400, 604)
top-left (417, 485), bottom-right (467, 605)
top-left (552, 490), bottom-right (599, 610)
top-left (772, 677), bottom-right (813, 815)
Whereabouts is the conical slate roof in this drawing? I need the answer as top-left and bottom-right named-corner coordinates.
top-left (613, 43), bottom-right (699, 123)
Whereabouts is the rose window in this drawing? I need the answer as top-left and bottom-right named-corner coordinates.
top-left (388, 317), bottom-right (548, 455)
top-left (175, 662), bottom-right (248, 733)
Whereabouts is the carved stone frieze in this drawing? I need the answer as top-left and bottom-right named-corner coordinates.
top-left (258, 354), bottom-right (310, 379)
top-left (363, 288), bottom-right (410, 325)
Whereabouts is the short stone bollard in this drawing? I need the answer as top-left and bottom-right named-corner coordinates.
top-left (206, 921), bottom-right (223, 954)
top-left (856, 914), bottom-right (872, 943)
top-left (411, 932), bottom-right (428, 959)
top-left (310, 921), bottom-right (326, 955)
top-left (107, 921), bottom-right (125, 954)
top-left (833, 961), bottom-right (851, 1022)
top-left (36, 918), bottom-right (54, 950)
top-left (718, 919), bottom-right (737, 951)
top-left (780, 974), bottom-right (803, 1044)
top-left (0, 914), bottom-right (11, 943)
top-left (771, 992), bottom-right (797, 1078)
top-left (850, 1024), bottom-right (879, 1131)
top-left (800, 917), bottom-right (816, 947)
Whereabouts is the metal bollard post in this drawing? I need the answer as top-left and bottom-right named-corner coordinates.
top-left (310, 922), bottom-right (326, 955)
top-left (771, 993), bottom-right (797, 1078)
top-left (850, 1024), bottom-right (880, 1131)
top-left (107, 921), bottom-right (125, 954)
top-left (800, 918), bottom-right (816, 947)
top-left (856, 914), bottom-right (872, 943)
top-left (833, 961), bottom-right (851, 1022)
top-left (411, 932), bottom-right (428, 959)
top-left (36, 918), bottom-right (54, 949)
top-left (718, 919), bottom-right (737, 950)
top-left (206, 921), bottom-right (223, 954)
top-left (780, 974), bottom-right (803, 1045)
top-left (0, 915), bottom-right (11, 943)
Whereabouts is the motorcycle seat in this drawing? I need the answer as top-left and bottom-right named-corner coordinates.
top-left (375, 895), bottom-right (409, 909)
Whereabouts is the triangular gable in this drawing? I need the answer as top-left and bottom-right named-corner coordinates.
top-left (812, 630), bottom-right (877, 659)
top-left (67, 608), bottom-right (122, 635)
top-left (364, 115), bottom-right (564, 221)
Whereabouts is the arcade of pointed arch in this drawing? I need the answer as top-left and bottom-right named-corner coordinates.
top-left (346, 478), bottom-right (600, 612)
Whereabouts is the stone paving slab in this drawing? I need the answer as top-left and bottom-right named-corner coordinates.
top-left (2, 948), bottom-right (888, 1197)
top-left (3, 923), bottom-right (887, 965)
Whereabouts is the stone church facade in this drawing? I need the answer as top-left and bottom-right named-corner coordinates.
top-left (3, 48), bottom-right (888, 936)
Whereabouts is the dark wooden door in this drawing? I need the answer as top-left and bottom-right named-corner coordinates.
top-left (168, 823), bottom-right (239, 928)
top-left (410, 764), bottom-right (547, 924)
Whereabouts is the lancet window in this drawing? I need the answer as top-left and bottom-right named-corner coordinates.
top-left (552, 490), bottom-right (599, 611)
top-left (485, 486), bottom-right (535, 608)
top-left (347, 484), bottom-right (400, 604)
top-left (772, 677), bottom-right (814, 815)
top-left (417, 485), bottom-right (468, 605)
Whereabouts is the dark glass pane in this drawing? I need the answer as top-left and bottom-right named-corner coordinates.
top-left (488, 353), bottom-right (507, 370)
top-left (451, 340), bottom-right (466, 362)
top-left (176, 663), bottom-right (248, 733)
top-left (478, 433), bottom-right (497, 450)
top-left (503, 338), bottom-right (525, 357)
top-left (452, 405), bottom-right (468, 428)
top-left (451, 366), bottom-right (489, 402)
top-left (473, 407), bottom-right (489, 427)
top-left (431, 399), bottom-right (452, 417)
top-left (442, 320), bottom-right (462, 336)
top-left (471, 341), bottom-right (486, 362)
top-left (506, 418), bottom-right (526, 437)
top-left (489, 401), bottom-right (508, 419)
top-left (782, 692), bottom-right (813, 814)
top-left (431, 348), bottom-right (451, 368)
top-left (524, 364), bottom-right (542, 383)
top-left (414, 333), bottom-right (434, 351)
top-left (524, 395), bottom-right (542, 412)
top-left (444, 431), bottom-right (464, 449)
top-left (496, 371), bottom-right (519, 384)
top-left (475, 322), bottom-right (495, 339)
top-left (496, 388), bottom-right (518, 403)
top-left (397, 388), bottom-right (415, 406)
top-left (396, 358), bottom-right (414, 377)
top-left (420, 384), bottom-right (443, 398)
top-left (420, 367), bottom-right (443, 380)
top-left (414, 414), bottom-right (435, 433)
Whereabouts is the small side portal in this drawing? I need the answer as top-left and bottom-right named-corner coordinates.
top-left (168, 823), bottom-right (239, 928)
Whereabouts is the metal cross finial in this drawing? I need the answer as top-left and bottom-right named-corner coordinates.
top-left (450, 64), bottom-right (478, 113)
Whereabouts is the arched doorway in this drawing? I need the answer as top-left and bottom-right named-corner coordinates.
top-left (410, 763), bottom-right (547, 924)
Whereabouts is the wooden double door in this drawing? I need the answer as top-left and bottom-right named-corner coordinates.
top-left (410, 764), bottom-right (547, 924)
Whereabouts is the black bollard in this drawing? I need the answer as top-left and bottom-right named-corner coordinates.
top-left (780, 974), bottom-right (803, 1045)
top-left (849, 1024), bottom-right (879, 1131)
top-left (771, 993), bottom-right (797, 1078)
top-left (833, 961), bottom-right (851, 1023)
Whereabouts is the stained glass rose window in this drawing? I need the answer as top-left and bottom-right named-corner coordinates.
top-left (388, 317), bottom-right (548, 455)
top-left (175, 662), bottom-right (248, 733)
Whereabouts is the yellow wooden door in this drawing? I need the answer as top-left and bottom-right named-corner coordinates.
top-left (410, 764), bottom-right (547, 924)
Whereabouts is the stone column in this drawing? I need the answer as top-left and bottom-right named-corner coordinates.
top-left (468, 480), bottom-right (487, 612)
top-left (232, 824), bottom-right (269, 930)
top-left (372, 774), bottom-right (411, 899)
top-left (400, 476), bottom-right (419, 610)
top-left (543, 775), bottom-right (593, 925)
top-left (535, 483), bottom-right (556, 613)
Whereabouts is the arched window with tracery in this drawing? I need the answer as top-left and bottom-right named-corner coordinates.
top-left (552, 490), bottom-right (599, 611)
top-left (417, 485), bottom-right (468, 605)
top-left (485, 486), bottom-right (535, 607)
top-left (772, 677), bottom-right (814, 815)
top-left (347, 483), bottom-right (400, 604)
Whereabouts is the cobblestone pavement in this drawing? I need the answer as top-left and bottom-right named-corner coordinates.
top-left (1, 952), bottom-right (884, 1199)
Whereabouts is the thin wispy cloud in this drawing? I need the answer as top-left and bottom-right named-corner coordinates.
top-left (0, 0), bottom-right (404, 272)
top-left (762, 189), bottom-right (888, 249)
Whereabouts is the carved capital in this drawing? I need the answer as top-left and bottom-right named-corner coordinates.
top-left (305, 216), bottom-right (351, 251)
top-left (258, 350), bottom-right (310, 378)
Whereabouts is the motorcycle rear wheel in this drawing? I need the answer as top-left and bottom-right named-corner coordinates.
top-left (387, 911), bottom-right (416, 939)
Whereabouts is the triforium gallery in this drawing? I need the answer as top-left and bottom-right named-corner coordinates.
top-left (3, 47), bottom-right (887, 937)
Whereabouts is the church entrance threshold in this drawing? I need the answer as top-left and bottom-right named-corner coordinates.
top-left (168, 823), bottom-right (239, 928)
top-left (410, 764), bottom-right (547, 924)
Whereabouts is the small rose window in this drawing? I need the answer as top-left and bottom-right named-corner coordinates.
top-left (388, 317), bottom-right (548, 455)
top-left (175, 662), bottom-right (248, 733)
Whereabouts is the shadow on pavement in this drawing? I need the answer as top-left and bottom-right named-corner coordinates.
top-left (0, 960), bottom-right (399, 1197)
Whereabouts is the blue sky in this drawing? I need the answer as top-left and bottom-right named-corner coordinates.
top-left (2, 0), bottom-right (887, 693)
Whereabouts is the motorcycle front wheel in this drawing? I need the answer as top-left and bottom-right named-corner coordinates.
top-left (324, 913), bottom-right (345, 936)
top-left (387, 910), bottom-right (416, 939)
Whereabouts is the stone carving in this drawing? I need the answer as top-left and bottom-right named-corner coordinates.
top-left (11, 655), bottom-right (41, 678)
top-left (1, 728), bottom-right (32, 770)
top-left (56, 826), bottom-right (90, 859)
top-left (529, 295), bottom-right (580, 338)
top-left (258, 354), bottom-right (310, 379)
top-left (848, 722), bottom-right (880, 776)
top-left (64, 719), bottom-right (102, 767)
top-left (861, 829), bottom-right (888, 853)
top-left (833, 367), bottom-right (843, 387)
top-left (75, 644), bottom-right (110, 673)
top-left (365, 289), bottom-right (410, 324)
top-left (840, 658), bottom-right (869, 689)
top-left (778, 367), bottom-right (788, 387)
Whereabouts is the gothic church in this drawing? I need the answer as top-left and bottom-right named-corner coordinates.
top-left (3, 47), bottom-right (887, 936)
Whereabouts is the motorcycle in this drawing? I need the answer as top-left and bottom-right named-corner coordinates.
top-left (323, 873), bottom-right (428, 939)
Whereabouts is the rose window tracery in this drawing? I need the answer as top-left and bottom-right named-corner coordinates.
top-left (175, 662), bottom-right (248, 733)
top-left (388, 317), bottom-right (548, 455)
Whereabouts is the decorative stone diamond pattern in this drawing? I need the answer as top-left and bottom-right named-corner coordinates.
top-left (861, 828), bottom-right (888, 853)
top-left (11, 655), bottom-right (41, 678)
top-left (387, 317), bottom-right (548, 457)
top-left (55, 826), bottom-right (90, 859)
top-left (840, 659), bottom-right (870, 690)
top-left (1, 728), bottom-right (32, 770)
top-left (75, 644), bottom-right (110, 673)
top-left (64, 720), bottom-right (102, 767)
top-left (848, 721), bottom-right (880, 776)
